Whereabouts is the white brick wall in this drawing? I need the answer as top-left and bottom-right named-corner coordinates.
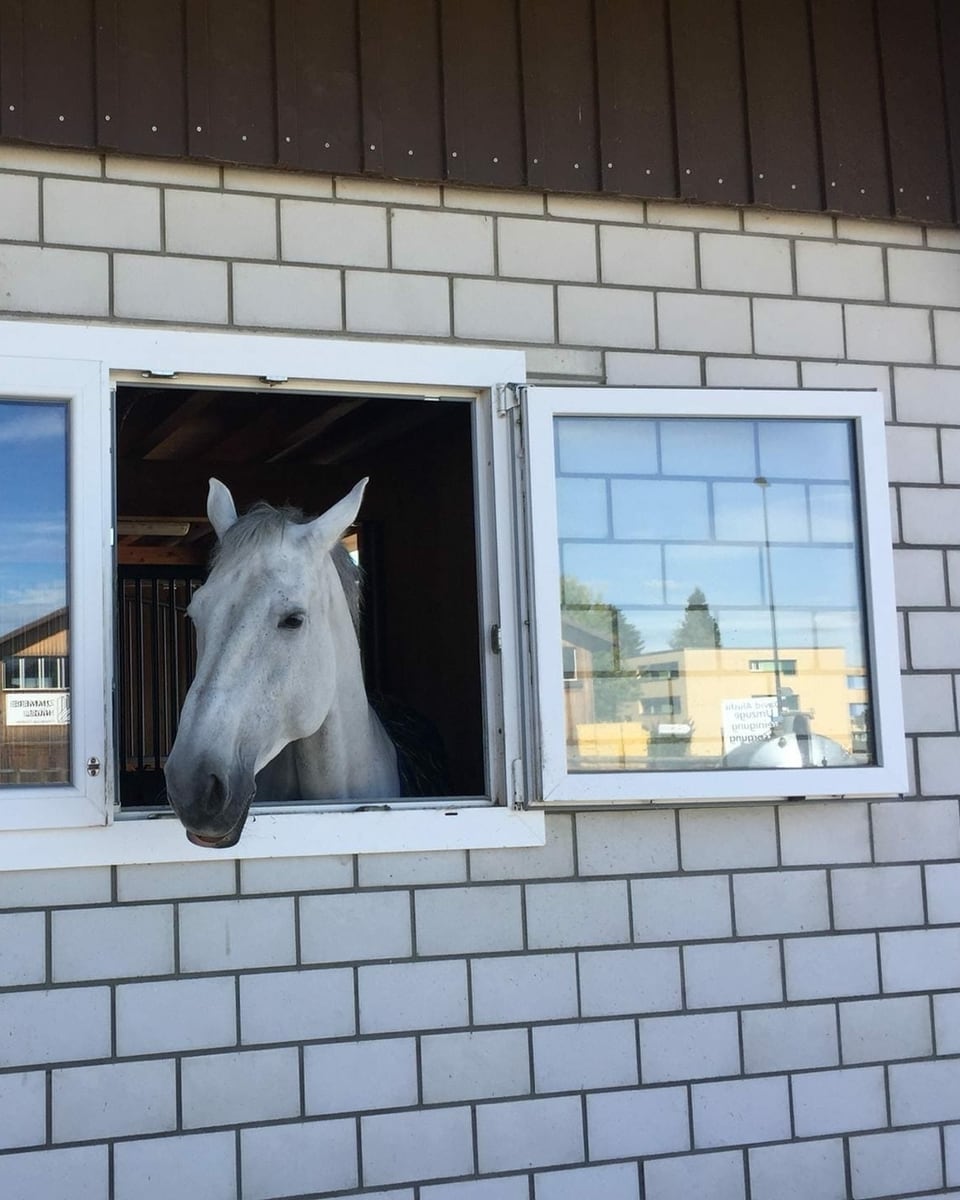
top-left (700, 232), bottom-right (792, 295)
top-left (0, 148), bottom-right (959, 1200)
top-left (241, 1120), bottom-right (358, 1200)
top-left (749, 1139), bottom-right (846, 1200)
top-left (305, 1037), bottom-right (418, 1113)
top-left (44, 178), bottom-right (160, 250)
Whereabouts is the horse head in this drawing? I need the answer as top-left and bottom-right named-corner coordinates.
top-left (164, 477), bottom-right (370, 848)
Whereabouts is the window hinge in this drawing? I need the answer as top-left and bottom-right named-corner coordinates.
top-left (510, 758), bottom-right (525, 809)
top-left (497, 382), bottom-right (524, 415)
top-left (491, 624), bottom-right (502, 654)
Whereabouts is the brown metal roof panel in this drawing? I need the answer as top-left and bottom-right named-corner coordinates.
top-left (0, 0), bottom-right (25, 141)
top-left (669, 0), bottom-right (751, 206)
top-left (187, 0), bottom-right (276, 166)
top-left (274, 0), bottom-right (362, 175)
top-left (441, 0), bottom-right (525, 189)
top-left (359, 0), bottom-right (445, 182)
top-left (16, 0), bottom-right (97, 149)
top-left (811, 0), bottom-right (891, 219)
top-left (520, 0), bottom-right (600, 193)
top-left (878, 0), bottom-right (952, 225)
top-left (595, 0), bottom-right (677, 199)
top-left (100, 0), bottom-right (188, 159)
top-left (741, 0), bottom-right (822, 213)
top-left (937, 0), bottom-right (960, 225)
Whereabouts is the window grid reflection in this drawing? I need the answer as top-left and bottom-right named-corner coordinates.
top-left (555, 416), bottom-right (874, 774)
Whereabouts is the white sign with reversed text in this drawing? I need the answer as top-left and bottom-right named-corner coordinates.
top-left (721, 697), bottom-right (778, 752)
top-left (5, 692), bottom-right (70, 726)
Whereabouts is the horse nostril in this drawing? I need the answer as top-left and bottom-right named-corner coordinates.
top-left (206, 774), bottom-right (228, 814)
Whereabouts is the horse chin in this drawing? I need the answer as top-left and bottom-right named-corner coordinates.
top-left (186, 826), bottom-right (244, 850)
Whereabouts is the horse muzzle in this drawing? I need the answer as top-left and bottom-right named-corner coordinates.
top-left (164, 760), bottom-right (257, 849)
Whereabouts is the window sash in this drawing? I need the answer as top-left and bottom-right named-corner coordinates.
top-left (0, 358), bottom-right (110, 830)
top-left (524, 386), bottom-right (906, 805)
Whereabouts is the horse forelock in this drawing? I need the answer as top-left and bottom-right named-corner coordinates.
top-left (209, 501), bottom-right (362, 634)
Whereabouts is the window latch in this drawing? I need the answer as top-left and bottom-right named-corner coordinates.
top-left (86, 757), bottom-right (101, 777)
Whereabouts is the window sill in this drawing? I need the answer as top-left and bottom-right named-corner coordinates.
top-left (0, 806), bottom-right (545, 871)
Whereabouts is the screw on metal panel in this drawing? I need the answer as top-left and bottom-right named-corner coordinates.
top-left (151, 125), bottom-right (158, 132)
top-left (7, 104), bottom-right (14, 111)
top-left (407, 149), bottom-right (414, 155)
top-left (369, 144), bottom-right (376, 150)
top-left (324, 141), bottom-right (330, 148)
top-left (104, 114), bottom-right (111, 121)
top-left (758, 172), bottom-right (765, 179)
top-left (451, 150), bottom-right (458, 157)
top-left (241, 134), bottom-right (247, 141)
top-left (718, 177), bottom-right (723, 184)
top-left (196, 125), bottom-right (203, 132)
top-left (493, 156), bottom-right (499, 163)
top-left (607, 162), bottom-right (613, 168)
top-left (58, 114), bottom-right (65, 121)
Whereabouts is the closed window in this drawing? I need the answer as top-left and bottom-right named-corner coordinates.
top-left (525, 387), bottom-right (905, 804)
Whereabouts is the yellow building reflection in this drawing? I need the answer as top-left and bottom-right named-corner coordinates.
top-left (564, 643), bottom-right (869, 771)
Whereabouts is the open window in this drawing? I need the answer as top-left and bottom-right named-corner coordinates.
top-left (524, 387), bottom-right (906, 805)
top-left (115, 383), bottom-right (486, 810)
top-left (0, 325), bottom-right (540, 866)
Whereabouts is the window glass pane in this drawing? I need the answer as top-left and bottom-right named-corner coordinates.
top-left (0, 400), bottom-right (70, 785)
top-left (555, 416), bottom-right (874, 774)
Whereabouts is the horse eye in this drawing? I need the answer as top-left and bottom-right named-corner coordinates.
top-left (278, 612), bottom-right (305, 631)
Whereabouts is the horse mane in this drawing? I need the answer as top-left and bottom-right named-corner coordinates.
top-left (209, 501), bottom-right (362, 633)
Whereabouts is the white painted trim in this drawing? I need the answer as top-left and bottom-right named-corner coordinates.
top-left (0, 320), bottom-right (527, 391)
top-left (0, 806), bottom-right (546, 870)
top-left (0, 319), bottom-right (530, 866)
top-left (524, 386), bottom-right (907, 805)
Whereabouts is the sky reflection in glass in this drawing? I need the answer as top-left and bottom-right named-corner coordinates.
top-left (0, 401), bottom-right (68, 638)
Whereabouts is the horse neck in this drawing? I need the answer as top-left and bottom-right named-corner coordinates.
top-left (276, 556), bottom-right (398, 801)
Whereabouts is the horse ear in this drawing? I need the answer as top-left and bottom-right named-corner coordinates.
top-left (306, 477), bottom-right (368, 547)
top-left (207, 478), bottom-right (238, 540)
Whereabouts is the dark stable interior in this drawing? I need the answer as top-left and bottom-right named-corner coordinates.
top-left (115, 384), bottom-right (483, 808)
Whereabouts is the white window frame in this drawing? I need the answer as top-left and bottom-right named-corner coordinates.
top-left (0, 322), bottom-right (544, 868)
top-left (0, 357), bottom-right (111, 832)
top-left (523, 386), bottom-right (907, 806)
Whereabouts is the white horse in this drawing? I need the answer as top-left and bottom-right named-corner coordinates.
top-left (164, 478), bottom-right (400, 848)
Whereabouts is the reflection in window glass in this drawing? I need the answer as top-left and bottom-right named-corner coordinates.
top-left (0, 401), bottom-right (70, 785)
top-left (556, 416), bottom-right (873, 774)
